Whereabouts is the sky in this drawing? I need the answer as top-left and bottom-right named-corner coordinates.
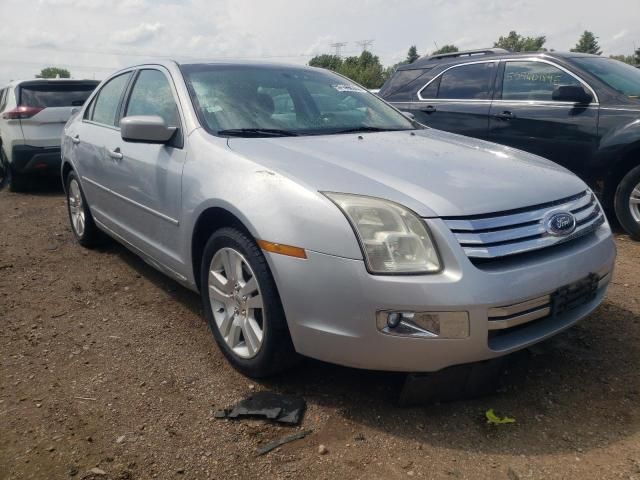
top-left (0, 0), bottom-right (638, 85)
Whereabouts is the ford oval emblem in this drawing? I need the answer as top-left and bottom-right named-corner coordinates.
top-left (545, 211), bottom-right (577, 236)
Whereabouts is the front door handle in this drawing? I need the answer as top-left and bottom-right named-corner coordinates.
top-left (71, 135), bottom-right (80, 145)
top-left (423, 105), bottom-right (437, 114)
top-left (108, 148), bottom-right (123, 160)
top-left (494, 111), bottom-right (515, 120)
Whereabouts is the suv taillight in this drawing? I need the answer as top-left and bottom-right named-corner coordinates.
top-left (2, 106), bottom-right (43, 120)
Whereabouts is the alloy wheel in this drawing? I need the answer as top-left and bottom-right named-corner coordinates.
top-left (630, 181), bottom-right (640, 224)
top-left (208, 247), bottom-right (265, 359)
top-left (68, 178), bottom-right (86, 237)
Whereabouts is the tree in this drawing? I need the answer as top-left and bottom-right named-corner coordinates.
top-left (494, 31), bottom-right (546, 52)
top-left (635, 48), bottom-right (640, 65)
top-left (406, 45), bottom-right (419, 64)
top-left (609, 54), bottom-right (635, 65)
top-left (339, 51), bottom-right (386, 89)
top-left (308, 54), bottom-right (343, 71)
top-left (432, 44), bottom-right (459, 55)
top-left (308, 51), bottom-right (387, 89)
top-left (571, 31), bottom-right (601, 55)
top-left (36, 67), bottom-right (71, 79)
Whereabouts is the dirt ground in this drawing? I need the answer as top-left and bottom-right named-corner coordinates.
top-left (1, 183), bottom-right (639, 480)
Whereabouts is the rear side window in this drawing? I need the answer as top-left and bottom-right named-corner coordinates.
top-left (381, 68), bottom-right (427, 96)
top-left (436, 63), bottom-right (495, 99)
top-left (125, 70), bottom-right (179, 126)
top-left (420, 62), bottom-right (495, 100)
top-left (19, 83), bottom-right (96, 108)
top-left (90, 72), bottom-right (133, 127)
top-left (501, 61), bottom-right (582, 101)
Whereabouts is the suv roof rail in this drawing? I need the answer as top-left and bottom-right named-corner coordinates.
top-left (426, 48), bottom-right (509, 61)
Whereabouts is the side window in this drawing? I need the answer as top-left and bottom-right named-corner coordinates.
top-left (90, 72), bottom-right (132, 127)
top-left (436, 62), bottom-right (495, 100)
top-left (125, 70), bottom-right (179, 126)
top-left (419, 76), bottom-right (441, 99)
top-left (501, 61), bottom-right (582, 101)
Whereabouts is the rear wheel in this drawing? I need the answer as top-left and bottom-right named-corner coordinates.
top-left (0, 149), bottom-right (27, 192)
top-left (65, 171), bottom-right (101, 247)
top-left (200, 227), bottom-right (298, 377)
top-left (614, 165), bottom-right (640, 240)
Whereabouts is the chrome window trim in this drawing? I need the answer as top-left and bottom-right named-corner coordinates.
top-left (82, 175), bottom-right (180, 226)
top-left (417, 57), bottom-right (600, 105)
top-left (417, 59), bottom-right (498, 101)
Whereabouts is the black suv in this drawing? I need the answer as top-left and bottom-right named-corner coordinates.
top-left (379, 48), bottom-right (640, 238)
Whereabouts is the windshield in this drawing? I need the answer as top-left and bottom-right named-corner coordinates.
top-left (573, 57), bottom-right (640, 99)
top-left (180, 64), bottom-right (415, 136)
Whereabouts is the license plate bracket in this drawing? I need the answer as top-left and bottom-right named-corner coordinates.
top-left (551, 273), bottom-right (599, 317)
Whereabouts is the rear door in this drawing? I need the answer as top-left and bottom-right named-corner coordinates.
top-left (72, 72), bottom-right (134, 221)
top-left (407, 61), bottom-right (497, 139)
top-left (18, 81), bottom-right (98, 147)
top-left (487, 59), bottom-right (599, 171)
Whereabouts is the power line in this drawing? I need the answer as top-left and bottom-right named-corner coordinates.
top-left (356, 39), bottom-right (374, 52)
top-left (329, 42), bottom-right (348, 57)
top-left (0, 43), bottom-right (323, 61)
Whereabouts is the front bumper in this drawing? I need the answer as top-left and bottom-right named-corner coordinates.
top-left (266, 219), bottom-right (616, 372)
top-left (11, 145), bottom-right (61, 174)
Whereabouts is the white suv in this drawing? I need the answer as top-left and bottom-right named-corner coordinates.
top-left (0, 79), bottom-right (98, 191)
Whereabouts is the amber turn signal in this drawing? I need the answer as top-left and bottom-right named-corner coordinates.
top-left (257, 240), bottom-right (307, 259)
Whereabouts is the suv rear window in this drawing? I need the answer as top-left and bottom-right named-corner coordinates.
top-left (19, 83), bottom-right (97, 108)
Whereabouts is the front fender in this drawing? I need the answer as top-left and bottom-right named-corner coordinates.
top-left (180, 131), bottom-right (363, 272)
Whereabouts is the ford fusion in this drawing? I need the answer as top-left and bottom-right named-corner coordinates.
top-left (61, 60), bottom-right (616, 377)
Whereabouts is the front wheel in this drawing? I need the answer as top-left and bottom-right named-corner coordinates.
top-left (200, 227), bottom-right (298, 377)
top-left (614, 165), bottom-right (640, 240)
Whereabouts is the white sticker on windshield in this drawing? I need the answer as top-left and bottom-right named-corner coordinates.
top-left (332, 84), bottom-right (366, 93)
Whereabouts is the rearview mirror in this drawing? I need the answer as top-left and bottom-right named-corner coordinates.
top-left (552, 85), bottom-right (592, 104)
top-left (120, 115), bottom-right (177, 144)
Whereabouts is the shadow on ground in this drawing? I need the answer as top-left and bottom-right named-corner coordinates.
top-left (97, 235), bottom-right (640, 457)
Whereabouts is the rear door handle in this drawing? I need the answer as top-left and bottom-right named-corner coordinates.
top-left (494, 111), bottom-right (515, 120)
top-left (71, 135), bottom-right (80, 144)
top-left (423, 105), bottom-right (437, 114)
top-left (108, 148), bottom-right (123, 160)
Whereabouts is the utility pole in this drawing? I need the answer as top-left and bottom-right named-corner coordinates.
top-left (329, 42), bottom-right (347, 57)
top-left (356, 39), bottom-right (374, 52)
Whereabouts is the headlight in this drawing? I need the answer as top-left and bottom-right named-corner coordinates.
top-left (324, 193), bottom-right (441, 274)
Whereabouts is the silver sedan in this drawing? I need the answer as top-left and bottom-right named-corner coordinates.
top-left (61, 60), bottom-right (615, 377)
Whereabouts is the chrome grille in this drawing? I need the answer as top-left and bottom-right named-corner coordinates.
top-left (444, 190), bottom-right (605, 260)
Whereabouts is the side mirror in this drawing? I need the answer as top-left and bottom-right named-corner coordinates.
top-left (552, 85), bottom-right (592, 104)
top-left (402, 111), bottom-right (416, 121)
top-left (120, 115), bottom-right (177, 144)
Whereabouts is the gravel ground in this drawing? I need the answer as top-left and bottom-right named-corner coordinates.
top-left (1, 185), bottom-right (639, 480)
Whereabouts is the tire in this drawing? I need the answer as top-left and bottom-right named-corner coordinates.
top-left (614, 164), bottom-right (640, 240)
top-left (200, 227), bottom-right (298, 378)
top-left (0, 149), bottom-right (28, 192)
top-left (65, 170), bottom-right (101, 247)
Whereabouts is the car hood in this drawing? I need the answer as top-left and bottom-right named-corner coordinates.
top-left (227, 129), bottom-right (586, 217)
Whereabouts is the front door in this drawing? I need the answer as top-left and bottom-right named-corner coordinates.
top-left (105, 68), bottom-right (186, 273)
top-left (487, 60), bottom-right (599, 173)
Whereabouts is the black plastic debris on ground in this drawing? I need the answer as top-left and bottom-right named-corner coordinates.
top-left (214, 391), bottom-right (306, 425)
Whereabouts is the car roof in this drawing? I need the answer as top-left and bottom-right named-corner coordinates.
top-left (398, 49), bottom-right (603, 71)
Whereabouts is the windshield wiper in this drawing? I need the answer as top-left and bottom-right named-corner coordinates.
top-left (218, 128), bottom-right (298, 137)
top-left (331, 126), bottom-right (408, 134)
